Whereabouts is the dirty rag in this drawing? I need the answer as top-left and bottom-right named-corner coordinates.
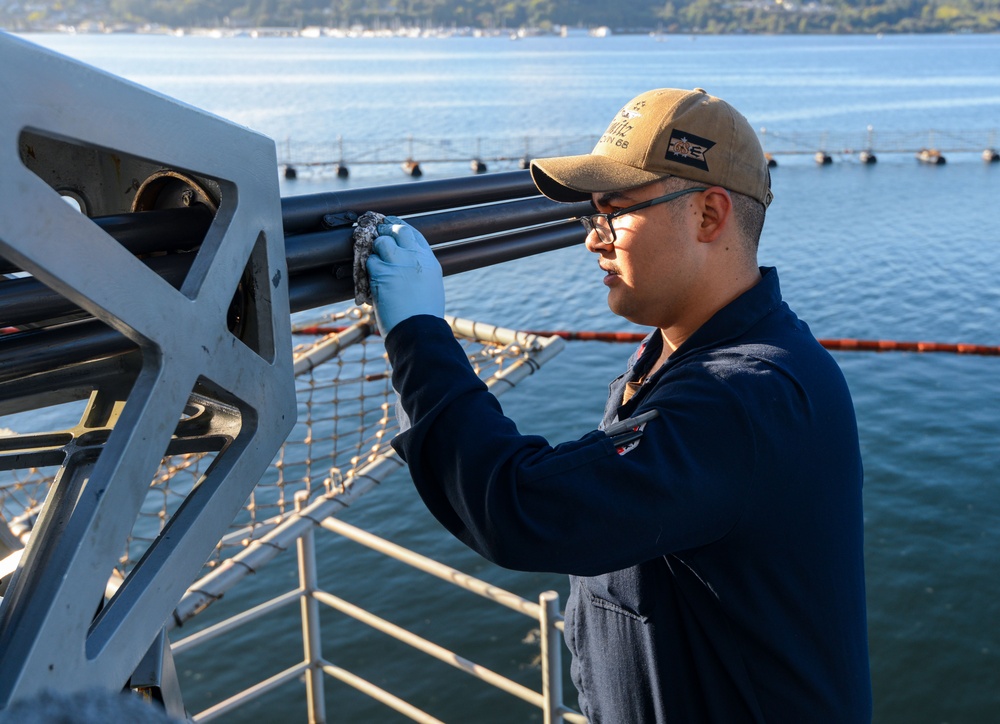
top-left (351, 210), bottom-right (386, 306)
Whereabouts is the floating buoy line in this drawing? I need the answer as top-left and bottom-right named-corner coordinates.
top-left (278, 129), bottom-right (1000, 179)
top-left (292, 326), bottom-right (1000, 357)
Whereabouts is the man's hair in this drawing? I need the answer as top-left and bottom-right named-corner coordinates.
top-left (664, 177), bottom-right (765, 253)
top-left (730, 190), bottom-right (766, 251)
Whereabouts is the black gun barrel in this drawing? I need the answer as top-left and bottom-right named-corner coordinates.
top-left (1, 194), bottom-right (587, 329)
top-left (0, 171), bottom-right (589, 392)
top-left (280, 170), bottom-right (543, 234)
top-left (289, 219), bottom-right (586, 313)
top-left (0, 205), bottom-right (215, 277)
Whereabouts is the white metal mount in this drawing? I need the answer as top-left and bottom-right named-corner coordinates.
top-left (0, 33), bottom-right (296, 709)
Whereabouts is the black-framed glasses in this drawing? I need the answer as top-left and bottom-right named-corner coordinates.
top-left (575, 186), bottom-right (708, 245)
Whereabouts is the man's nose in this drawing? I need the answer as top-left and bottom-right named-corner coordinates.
top-left (583, 228), bottom-right (607, 253)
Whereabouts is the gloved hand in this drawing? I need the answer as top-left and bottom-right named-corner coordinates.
top-left (366, 216), bottom-right (445, 335)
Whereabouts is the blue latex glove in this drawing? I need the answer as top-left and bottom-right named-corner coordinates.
top-left (366, 216), bottom-right (445, 335)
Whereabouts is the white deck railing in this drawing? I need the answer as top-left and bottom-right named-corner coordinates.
top-left (171, 499), bottom-right (586, 724)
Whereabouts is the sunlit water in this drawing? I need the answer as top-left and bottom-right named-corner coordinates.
top-left (13, 31), bottom-right (1000, 722)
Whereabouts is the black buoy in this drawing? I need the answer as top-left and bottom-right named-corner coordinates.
top-left (814, 152), bottom-right (833, 165)
top-left (283, 165), bottom-right (297, 180)
top-left (402, 160), bottom-right (422, 177)
top-left (335, 164), bottom-right (349, 178)
top-left (859, 150), bottom-right (877, 164)
top-left (983, 148), bottom-right (1000, 163)
top-left (470, 158), bottom-right (488, 174)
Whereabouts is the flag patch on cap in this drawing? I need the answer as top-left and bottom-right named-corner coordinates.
top-left (666, 129), bottom-right (715, 171)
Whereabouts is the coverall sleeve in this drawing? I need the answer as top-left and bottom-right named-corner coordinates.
top-left (386, 315), bottom-right (757, 577)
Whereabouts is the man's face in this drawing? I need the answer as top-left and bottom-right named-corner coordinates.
top-left (586, 181), bottom-right (706, 331)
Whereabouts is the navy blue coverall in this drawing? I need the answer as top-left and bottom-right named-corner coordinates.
top-left (385, 267), bottom-right (872, 722)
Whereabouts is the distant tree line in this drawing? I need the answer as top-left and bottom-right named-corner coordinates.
top-left (4, 0), bottom-right (999, 33)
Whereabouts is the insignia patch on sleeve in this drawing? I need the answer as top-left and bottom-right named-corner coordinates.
top-left (613, 423), bottom-right (648, 456)
top-left (605, 410), bottom-right (659, 456)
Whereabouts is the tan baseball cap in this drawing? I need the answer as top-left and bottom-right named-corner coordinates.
top-left (530, 88), bottom-right (773, 208)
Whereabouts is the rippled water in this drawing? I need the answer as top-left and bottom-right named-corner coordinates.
top-left (16, 31), bottom-right (1000, 722)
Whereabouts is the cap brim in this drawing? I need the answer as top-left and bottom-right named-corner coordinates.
top-left (530, 154), bottom-right (668, 203)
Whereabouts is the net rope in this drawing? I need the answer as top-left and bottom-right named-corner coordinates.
top-left (0, 308), bottom-right (563, 588)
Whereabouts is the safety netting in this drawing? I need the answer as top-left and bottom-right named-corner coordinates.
top-left (0, 309), bottom-right (563, 600)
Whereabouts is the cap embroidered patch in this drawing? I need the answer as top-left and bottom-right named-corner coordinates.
top-left (666, 129), bottom-right (715, 171)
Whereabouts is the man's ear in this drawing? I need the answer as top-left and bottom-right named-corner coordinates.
top-left (696, 187), bottom-right (733, 243)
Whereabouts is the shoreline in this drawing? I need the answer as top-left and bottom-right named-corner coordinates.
top-left (7, 24), bottom-right (991, 39)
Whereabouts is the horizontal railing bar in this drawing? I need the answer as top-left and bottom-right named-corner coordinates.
top-left (559, 706), bottom-right (589, 723)
top-left (171, 587), bottom-right (302, 656)
top-left (444, 318), bottom-right (568, 395)
top-left (320, 515), bottom-right (543, 620)
top-left (312, 588), bottom-right (545, 709)
top-left (169, 453), bottom-right (405, 629)
top-left (291, 315), bottom-right (374, 377)
top-left (318, 659), bottom-right (445, 724)
top-left (191, 661), bottom-right (310, 722)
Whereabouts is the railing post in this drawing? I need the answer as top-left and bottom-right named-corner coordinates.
top-left (296, 491), bottom-right (327, 724)
top-left (538, 590), bottom-right (564, 724)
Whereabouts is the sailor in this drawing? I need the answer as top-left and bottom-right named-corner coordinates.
top-left (366, 88), bottom-right (872, 722)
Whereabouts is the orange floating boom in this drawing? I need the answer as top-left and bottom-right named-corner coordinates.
top-left (817, 338), bottom-right (1000, 356)
top-left (292, 326), bottom-right (1000, 357)
top-left (528, 331), bottom-right (1000, 355)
